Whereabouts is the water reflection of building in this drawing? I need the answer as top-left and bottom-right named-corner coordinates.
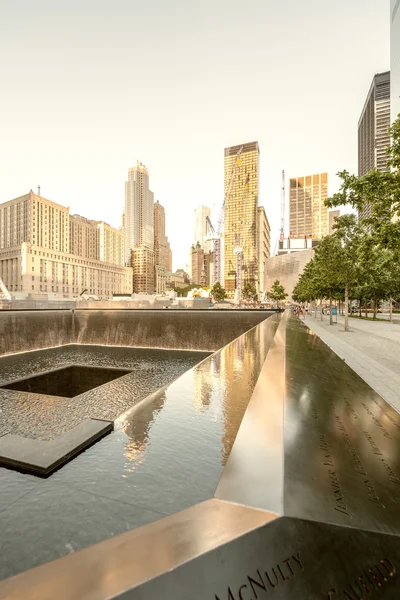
top-left (219, 328), bottom-right (260, 463)
top-left (123, 392), bottom-right (167, 471)
top-left (192, 366), bottom-right (213, 412)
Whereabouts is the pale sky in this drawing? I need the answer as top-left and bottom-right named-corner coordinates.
top-left (0, 0), bottom-right (390, 269)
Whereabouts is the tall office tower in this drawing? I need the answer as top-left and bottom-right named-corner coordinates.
top-left (224, 141), bottom-right (259, 296)
top-left (124, 161), bottom-right (155, 292)
top-left (190, 242), bottom-right (205, 285)
top-left (154, 201), bottom-right (172, 271)
top-left (358, 72), bottom-right (390, 221)
top-left (97, 221), bottom-right (124, 266)
top-left (257, 206), bottom-right (270, 293)
top-left (391, 1), bottom-right (400, 125)
top-left (194, 205), bottom-right (211, 252)
top-left (124, 161), bottom-right (155, 265)
top-left (289, 173), bottom-right (328, 239)
top-left (69, 214), bottom-right (100, 259)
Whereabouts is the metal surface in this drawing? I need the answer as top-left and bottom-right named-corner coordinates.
top-left (214, 315), bottom-right (286, 513)
top-left (2, 311), bottom-right (400, 598)
top-left (0, 499), bottom-right (278, 600)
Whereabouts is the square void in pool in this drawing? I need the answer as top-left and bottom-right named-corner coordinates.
top-left (0, 365), bottom-right (132, 398)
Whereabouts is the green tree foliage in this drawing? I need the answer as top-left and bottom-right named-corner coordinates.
top-left (326, 116), bottom-right (400, 251)
top-left (210, 281), bottom-right (227, 303)
top-left (243, 283), bottom-right (257, 301)
top-left (269, 280), bottom-right (288, 306)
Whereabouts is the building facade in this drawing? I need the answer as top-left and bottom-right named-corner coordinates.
top-left (194, 205), bottom-right (211, 252)
top-left (131, 246), bottom-right (155, 294)
top-left (124, 161), bottom-right (155, 293)
top-left (358, 72), bottom-right (391, 221)
top-left (391, 1), bottom-right (400, 125)
top-left (204, 251), bottom-right (214, 286)
top-left (154, 201), bottom-right (172, 271)
top-left (190, 242), bottom-right (205, 285)
top-left (0, 191), bottom-right (132, 298)
top-left (0, 242), bottom-right (132, 298)
top-left (69, 214), bottom-right (99, 260)
top-left (265, 249), bottom-right (315, 302)
top-left (98, 221), bottom-right (124, 266)
top-left (289, 173), bottom-right (328, 239)
top-left (0, 191), bottom-right (70, 252)
top-left (257, 206), bottom-right (270, 293)
top-left (124, 161), bottom-right (154, 264)
top-left (224, 142), bottom-right (259, 296)
top-left (165, 271), bottom-right (186, 290)
top-left (155, 264), bottom-right (167, 294)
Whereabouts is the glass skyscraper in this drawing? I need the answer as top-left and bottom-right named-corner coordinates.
top-left (289, 173), bottom-right (328, 239)
top-left (223, 142), bottom-right (259, 296)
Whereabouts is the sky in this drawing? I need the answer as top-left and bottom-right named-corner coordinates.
top-left (0, 0), bottom-right (390, 269)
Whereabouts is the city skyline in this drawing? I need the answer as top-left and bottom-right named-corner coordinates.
top-left (0, 0), bottom-right (390, 268)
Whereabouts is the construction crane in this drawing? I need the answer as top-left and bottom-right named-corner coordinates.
top-left (205, 146), bottom-right (243, 284)
top-left (273, 169), bottom-right (286, 256)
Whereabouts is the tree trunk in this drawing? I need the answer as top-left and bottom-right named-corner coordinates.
top-left (359, 301), bottom-right (362, 318)
top-left (344, 283), bottom-right (349, 332)
top-left (329, 292), bottom-right (333, 325)
top-left (390, 296), bottom-right (393, 323)
top-left (320, 300), bottom-right (323, 321)
top-left (373, 299), bottom-right (377, 320)
top-left (314, 300), bottom-right (317, 318)
top-left (365, 301), bottom-right (368, 318)
top-left (338, 300), bottom-right (340, 316)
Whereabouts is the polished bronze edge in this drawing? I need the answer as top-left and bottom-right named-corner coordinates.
top-left (214, 313), bottom-right (287, 514)
top-left (0, 499), bottom-right (279, 600)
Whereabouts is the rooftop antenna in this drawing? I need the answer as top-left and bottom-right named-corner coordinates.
top-left (38, 185), bottom-right (41, 196)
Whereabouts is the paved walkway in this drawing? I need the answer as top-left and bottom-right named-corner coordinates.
top-left (304, 314), bottom-right (400, 413)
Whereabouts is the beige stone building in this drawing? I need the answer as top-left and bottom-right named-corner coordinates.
top-left (166, 271), bottom-right (186, 290)
top-left (257, 206), bottom-right (270, 293)
top-left (0, 190), bottom-right (132, 298)
top-left (98, 221), bottom-right (124, 266)
top-left (69, 214), bottom-right (99, 259)
top-left (132, 246), bottom-right (155, 293)
top-left (0, 191), bottom-right (70, 252)
top-left (190, 242), bottom-right (205, 285)
top-left (155, 264), bottom-right (167, 294)
top-left (0, 242), bottom-right (132, 297)
top-left (154, 201), bottom-right (172, 271)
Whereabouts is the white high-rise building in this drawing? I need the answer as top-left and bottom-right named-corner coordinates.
top-left (194, 205), bottom-right (211, 252)
top-left (391, 0), bottom-right (400, 124)
top-left (124, 161), bottom-right (154, 266)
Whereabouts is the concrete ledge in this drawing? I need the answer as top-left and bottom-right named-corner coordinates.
top-left (0, 418), bottom-right (113, 476)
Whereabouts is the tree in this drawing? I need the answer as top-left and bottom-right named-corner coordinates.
top-left (325, 116), bottom-right (400, 252)
top-left (210, 281), bottom-right (227, 303)
top-left (243, 283), bottom-right (257, 302)
top-left (269, 280), bottom-right (288, 307)
top-left (328, 215), bottom-right (363, 331)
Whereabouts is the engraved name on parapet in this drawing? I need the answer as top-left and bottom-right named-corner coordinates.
top-left (214, 553), bottom-right (304, 600)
